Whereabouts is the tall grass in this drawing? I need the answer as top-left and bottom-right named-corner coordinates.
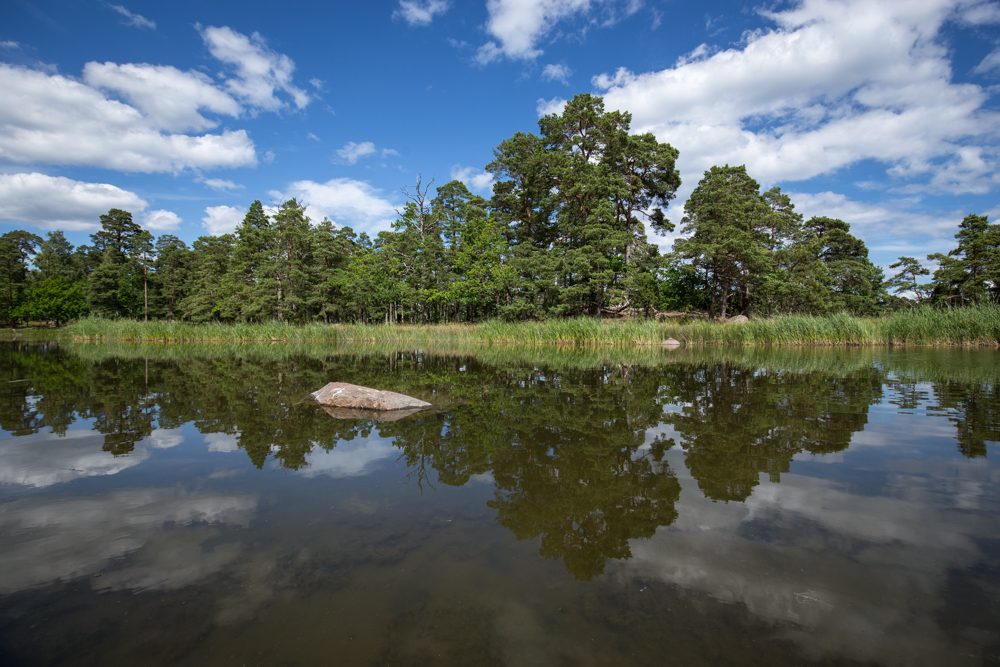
top-left (57, 305), bottom-right (1000, 347)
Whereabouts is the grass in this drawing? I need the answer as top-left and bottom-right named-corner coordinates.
top-left (52, 305), bottom-right (1000, 347)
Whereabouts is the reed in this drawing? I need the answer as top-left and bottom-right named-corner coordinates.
top-left (55, 305), bottom-right (1000, 347)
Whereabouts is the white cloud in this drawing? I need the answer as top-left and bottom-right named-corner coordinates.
top-left (336, 140), bottom-right (378, 164)
top-left (274, 178), bottom-right (398, 233)
top-left (973, 46), bottom-right (1000, 74)
top-left (0, 64), bottom-right (257, 172)
top-left (0, 172), bottom-right (148, 231)
top-left (541, 63), bottom-right (573, 84)
top-left (477, 0), bottom-right (640, 63)
top-left (107, 4), bottom-right (156, 30)
top-left (450, 165), bottom-right (495, 193)
top-left (956, 0), bottom-right (1000, 24)
top-left (0, 41), bottom-right (20, 50)
top-left (594, 0), bottom-right (1000, 197)
top-left (309, 77), bottom-right (325, 91)
top-left (142, 209), bottom-right (181, 231)
top-left (200, 25), bottom-right (310, 111)
top-left (307, 132), bottom-right (320, 142)
top-left (394, 0), bottom-right (450, 26)
top-left (83, 62), bottom-right (241, 132)
top-left (381, 148), bottom-right (400, 158)
top-left (790, 191), bottom-right (964, 239)
top-left (202, 205), bottom-right (245, 235)
top-left (536, 96), bottom-right (567, 117)
top-left (200, 177), bottom-right (243, 191)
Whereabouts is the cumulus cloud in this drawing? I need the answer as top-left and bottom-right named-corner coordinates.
top-left (536, 96), bottom-right (567, 117)
top-left (274, 178), bottom-right (398, 233)
top-left (336, 141), bottom-right (378, 164)
top-left (142, 209), bottom-right (181, 231)
top-left (83, 62), bottom-right (241, 132)
top-left (394, 0), bottom-right (450, 26)
top-left (106, 4), bottom-right (156, 30)
top-left (202, 205), bottom-right (245, 235)
top-left (450, 165), bottom-right (495, 193)
top-left (0, 64), bottom-right (256, 172)
top-left (594, 0), bottom-right (1000, 198)
top-left (200, 25), bottom-right (310, 111)
top-left (0, 172), bottom-right (148, 231)
top-left (541, 63), bottom-right (573, 84)
top-left (477, 0), bottom-right (640, 63)
top-left (790, 191), bottom-right (964, 240)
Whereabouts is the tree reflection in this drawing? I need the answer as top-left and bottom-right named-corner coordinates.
top-left (385, 366), bottom-right (682, 580)
top-left (661, 362), bottom-right (885, 502)
top-left (1, 342), bottom-right (997, 580)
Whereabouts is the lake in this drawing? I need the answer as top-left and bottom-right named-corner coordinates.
top-left (0, 341), bottom-right (998, 666)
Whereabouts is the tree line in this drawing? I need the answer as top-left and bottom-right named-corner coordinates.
top-left (0, 93), bottom-right (996, 325)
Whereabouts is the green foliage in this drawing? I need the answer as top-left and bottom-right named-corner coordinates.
top-left (886, 256), bottom-right (931, 305)
top-left (0, 230), bottom-right (42, 324)
top-left (928, 214), bottom-right (1000, 306)
top-left (15, 277), bottom-right (88, 324)
top-left (8, 97), bottom-right (998, 327)
top-left (488, 93), bottom-right (681, 318)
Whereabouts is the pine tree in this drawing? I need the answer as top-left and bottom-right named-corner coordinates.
top-left (0, 231), bottom-right (42, 324)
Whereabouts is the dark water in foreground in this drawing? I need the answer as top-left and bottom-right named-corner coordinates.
top-left (0, 342), bottom-right (998, 666)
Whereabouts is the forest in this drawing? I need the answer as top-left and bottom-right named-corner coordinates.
top-left (0, 93), bottom-right (996, 327)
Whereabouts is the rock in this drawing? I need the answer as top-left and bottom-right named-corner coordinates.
top-left (320, 406), bottom-right (428, 422)
top-left (661, 338), bottom-right (681, 347)
top-left (727, 315), bottom-right (749, 324)
top-left (310, 382), bottom-right (432, 412)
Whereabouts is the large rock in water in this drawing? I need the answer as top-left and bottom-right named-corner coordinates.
top-left (311, 382), bottom-right (432, 412)
top-left (319, 406), bottom-right (428, 422)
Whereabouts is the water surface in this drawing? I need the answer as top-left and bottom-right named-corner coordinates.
top-left (1, 342), bottom-right (998, 665)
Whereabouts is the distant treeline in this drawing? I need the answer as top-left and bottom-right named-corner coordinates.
top-left (0, 94), bottom-right (995, 326)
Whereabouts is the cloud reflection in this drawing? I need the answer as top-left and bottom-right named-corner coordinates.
top-left (0, 488), bottom-right (257, 594)
top-left (296, 437), bottom-right (396, 478)
top-left (622, 450), bottom-right (1000, 666)
top-left (0, 429), bottom-right (148, 487)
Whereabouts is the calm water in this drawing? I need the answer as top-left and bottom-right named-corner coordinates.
top-left (0, 342), bottom-right (998, 666)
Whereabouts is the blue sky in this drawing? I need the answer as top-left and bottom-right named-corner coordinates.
top-left (1, 0), bottom-right (999, 271)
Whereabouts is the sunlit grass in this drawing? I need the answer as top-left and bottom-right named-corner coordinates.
top-left (56, 305), bottom-right (1000, 347)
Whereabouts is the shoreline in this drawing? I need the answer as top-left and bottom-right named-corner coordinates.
top-left (9, 305), bottom-right (1000, 347)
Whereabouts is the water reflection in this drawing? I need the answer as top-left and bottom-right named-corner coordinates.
top-left (660, 362), bottom-right (883, 501)
top-left (0, 342), bottom-right (998, 666)
top-left (1, 342), bottom-right (998, 582)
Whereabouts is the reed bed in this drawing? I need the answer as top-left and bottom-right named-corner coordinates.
top-left (56, 305), bottom-right (1000, 347)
